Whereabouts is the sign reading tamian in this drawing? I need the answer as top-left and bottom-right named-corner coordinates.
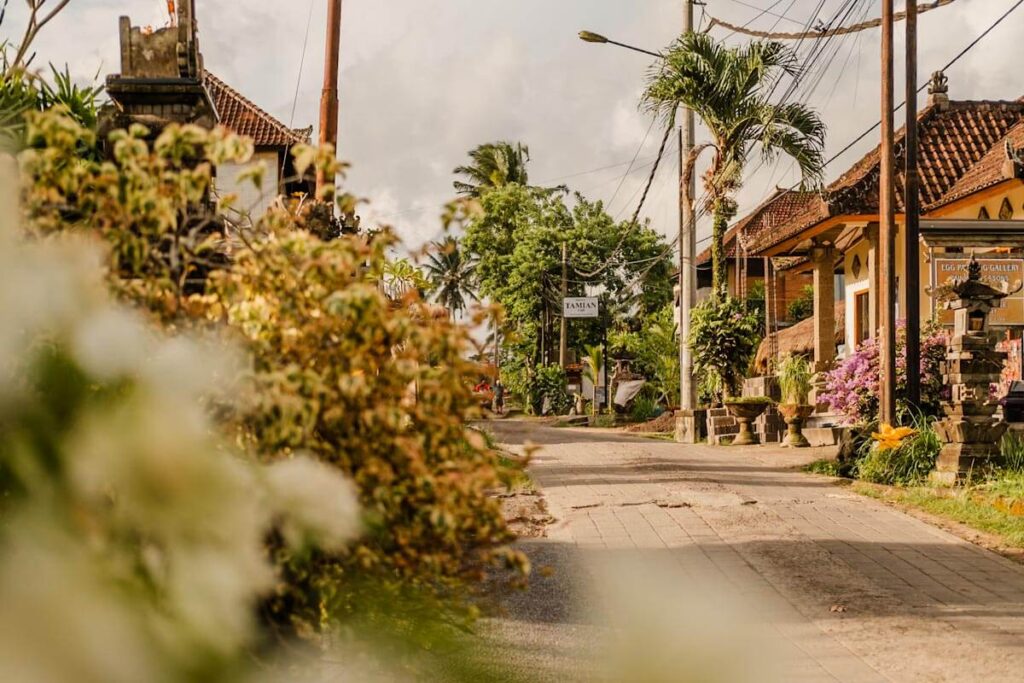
top-left (563, 297), bottom-right (599, 319)
top-left (934, 258), bottom-right (1024, 326)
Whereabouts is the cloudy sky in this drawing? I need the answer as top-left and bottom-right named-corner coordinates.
top-left (3, 0), bottom-right (1021, 251)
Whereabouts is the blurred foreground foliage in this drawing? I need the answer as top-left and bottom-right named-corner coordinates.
top-left (6, 109), bottom-right (527, 676)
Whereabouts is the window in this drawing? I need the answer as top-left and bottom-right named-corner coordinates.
top-left (855, 291), bottom-right (871, 347)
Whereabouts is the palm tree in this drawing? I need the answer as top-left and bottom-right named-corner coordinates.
top-left (453, 141), bottom-right (531, 197)
top-left (583, 344), bottom-right (605, 417)
top-left (642, 33), bottom-right (826, 300)
top-left (424, 236), bottom-right (477, 319)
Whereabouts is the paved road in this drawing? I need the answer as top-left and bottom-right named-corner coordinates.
top-left (481, 420), bottom-right (1024, 683)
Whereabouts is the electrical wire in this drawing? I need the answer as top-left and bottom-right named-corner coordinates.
top-left (289, 0), bottom-right (316, 128)
top-left (708, 0), bottom-right (961, 41)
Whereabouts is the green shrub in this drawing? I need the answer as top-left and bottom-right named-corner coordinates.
top-left (777, 354), bottom-right (813, 405)
top-left (1001, 431), bottom-right (1024, 473)
top-left (787, 285), bottom-right (814, 322)
top-left (688, 297), bottom-right (762, 402)
top-left (630, 395), bottom-right (660, 422)
top-left (535, 364), bottom-right (573, 415)
top-left (21, 110), bottom-right (525, 638)
top-left (856, 420), bottom-right (941, 486)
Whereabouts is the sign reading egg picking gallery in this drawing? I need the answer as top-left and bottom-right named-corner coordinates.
top-left (563, 297), bottom-right (600, 319)
top-left (934, 258), bottom-right (1024, 326)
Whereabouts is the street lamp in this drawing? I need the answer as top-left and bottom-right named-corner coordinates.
top-left (577, 30), bottom-right (662, 58)
top-left (579, 25), bottom-right (701, 443)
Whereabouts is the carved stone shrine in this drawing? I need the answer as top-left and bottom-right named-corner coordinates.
top-left (933, 257), bottom-right (1019, 483)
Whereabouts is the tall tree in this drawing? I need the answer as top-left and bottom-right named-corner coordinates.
top-left (424, 236), bottom-right (477, 319)
top-left (453, 141), bottom-right (531, 197)
top-left (642, 33), bottom-right (826, 299)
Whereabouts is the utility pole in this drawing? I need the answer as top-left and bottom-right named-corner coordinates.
top-left (678, 0), bottom-right (699, 441)
top-left (879, 0), bottom-right (898, 425)
top-left (317, 0), bottom-right (344, 200)
top-left (905, 0), bottom-right (922, 408)
top-left (560, 242), bottom-right (569, 368)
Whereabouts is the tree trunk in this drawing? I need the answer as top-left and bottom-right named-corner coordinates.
top-left (711, 201), bottom-right (729, 301)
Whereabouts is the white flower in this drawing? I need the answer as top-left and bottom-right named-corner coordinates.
top-left (263, 456), bottom-right (361, 551)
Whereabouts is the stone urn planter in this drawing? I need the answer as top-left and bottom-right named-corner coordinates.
top-left (725, 399), bottom-right (772, 446)
top-left (778, 404), bottom-right (815, 448)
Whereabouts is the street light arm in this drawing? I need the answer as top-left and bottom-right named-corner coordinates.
top-left (578, 30), bottom-right (662, 59)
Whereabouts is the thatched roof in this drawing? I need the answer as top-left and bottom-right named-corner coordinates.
top-left (754, 301), bottom-right (845, 374)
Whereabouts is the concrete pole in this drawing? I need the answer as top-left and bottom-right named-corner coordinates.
top-left (679, 0), bottom-right (697, 413)
top-left (879, 0), bottom-right (899, 425)
top-left (560, 242), bottom-right (569, 368)
top-left (317, 0), bottom-right (344, 199)
top-left (905, 0), bottom-right (922, 408)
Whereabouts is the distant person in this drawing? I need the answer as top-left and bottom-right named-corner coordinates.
top-left (474, 378), bottom-right (491, 393)
top-left (494, 379), bottom-right (505, 415)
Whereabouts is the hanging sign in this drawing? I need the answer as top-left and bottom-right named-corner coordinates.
top-left (563, 297), bottom-right (599, 319)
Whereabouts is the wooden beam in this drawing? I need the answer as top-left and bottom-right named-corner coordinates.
top-left (879, 0), bottom-right (898, 425)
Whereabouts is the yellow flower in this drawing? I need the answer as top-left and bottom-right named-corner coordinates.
top-left (871, 424), bottom-right (917, 452)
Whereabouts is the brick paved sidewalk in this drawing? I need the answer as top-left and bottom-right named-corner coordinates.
top-left (487, 420), bottom-right (1024, 683)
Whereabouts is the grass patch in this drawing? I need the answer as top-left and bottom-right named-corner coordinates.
top-left (854, 478), bottom-right (1024, 549)
top-left (803, 459), bottom-right (842, 477)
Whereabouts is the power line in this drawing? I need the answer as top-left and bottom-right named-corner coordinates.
top-left (289, 0), bottom-right (316, 127)
top-left (721, 0), bottom-right (809, 27)
top-left (819, 0), bottom-right (1024, 172)
top-left (607, 118), bottom-right (657, 213)
top-left (708, 0), bottom-right (961, 40)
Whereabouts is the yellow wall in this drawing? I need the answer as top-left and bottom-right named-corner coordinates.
top-left (839, 181), bottom-right (1024, 356)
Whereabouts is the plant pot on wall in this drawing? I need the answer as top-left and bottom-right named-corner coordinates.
top-left (778, 404), bottom-right (815, 448)
top-left (725, 399), bottom-right (772, 446)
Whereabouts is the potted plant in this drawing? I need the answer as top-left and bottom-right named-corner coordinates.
top-left (724, 397), bottom-right (774, 446)
top-left (777, 354), bottom-right (815, 448)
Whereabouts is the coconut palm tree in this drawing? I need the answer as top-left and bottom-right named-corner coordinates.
top-left (424, 236), bottom-right (477, 319)
top-left (642, 33), bottom-right (826, 300)
top-left (453, 141), bottom-right (531, 197)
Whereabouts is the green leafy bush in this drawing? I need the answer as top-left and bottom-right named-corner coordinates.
top-left (689, 297), bottom-right (762, 402)
top-left (535, 364), bottom-right (572, 415)
top-left (0, 177), bottom-right (359, 680)
top-left (777, 354), bottom-right (813, 405)
top-left (1001, 431), bottom-right (1024, 473)
top-left (630, 394), bottom-right (660, 422)
top-left (20, 110), bottom-right (525, 637)
top-left (787, 285), bottom-right (814, 322)
top-left (856, 419), bottom-right (941, 486)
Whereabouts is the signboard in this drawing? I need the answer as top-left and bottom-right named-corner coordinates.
top-left (934, 258), bottom-right (1024, 326)
top-left (563, 297), bottom-right (599, 319)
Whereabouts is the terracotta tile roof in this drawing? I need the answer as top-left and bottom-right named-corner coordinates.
top-left (935, 119), bottom-right (1024, 209)
top-left (712, 189), bottom-right (827, 259)
top-left (697, 189), bottom-right (823, 264)
top-left (203, 72), bottom-right (312, 148)
top-left (743, 99), bottom-right (1024, 255)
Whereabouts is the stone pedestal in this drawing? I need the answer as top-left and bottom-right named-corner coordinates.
top-left (934, 335), bottom-right (1007, 482)
top-left (675, 409), bottom-right (708, 444)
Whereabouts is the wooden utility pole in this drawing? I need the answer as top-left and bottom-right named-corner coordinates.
top-left (560, 242), bottom-right (569, 368)
top-left (879, 0), bottom-right (898, 425)
top-left (905, 0), bottom-right (922, 408)
top-left (317, 0), bottom-right (344, 199)
top-left (679, 0), bottom-right (697, 414)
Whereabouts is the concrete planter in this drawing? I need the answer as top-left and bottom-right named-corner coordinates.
top-left (725, 402), bottom-right (771, 446)
top-left (778, 404), bottom-right (815, 448)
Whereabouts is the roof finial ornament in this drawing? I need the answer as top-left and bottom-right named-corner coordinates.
top-left (968, 252), bottom-right (982, 282)
top-left (928, 70), bottom-right (950, 109)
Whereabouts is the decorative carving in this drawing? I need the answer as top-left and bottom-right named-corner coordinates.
top-left (928, 70), bottom-right (949, 96)
top-left (1000, 197), bottom-right (1015, 221)
top-left (979, 206), bottom-right (991, 220)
